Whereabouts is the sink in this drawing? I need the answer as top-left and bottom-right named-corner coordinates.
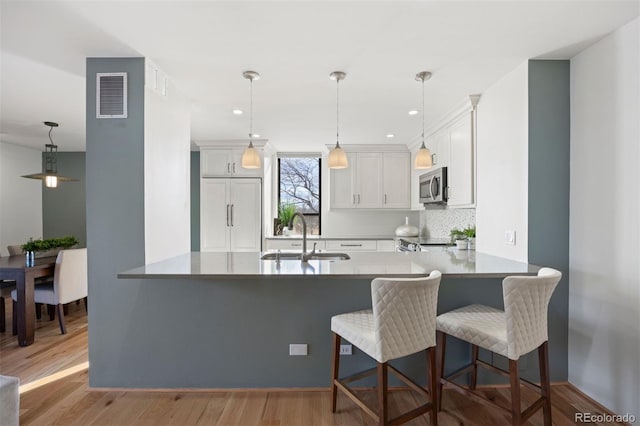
top-left (260, 252), bottom-right (350, 261)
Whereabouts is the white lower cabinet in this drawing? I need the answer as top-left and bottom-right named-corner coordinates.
top-left (325, 240), bottom-right (377, 251)
top-left (376, 240), bottom-right (396, 252)
top-left (265, 240), bottom-right (326, 251)
top-left (201, 178), bottom-right (262, 252)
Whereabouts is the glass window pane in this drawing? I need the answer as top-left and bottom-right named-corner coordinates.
top-left (278, 157), bottom-right (321, 235)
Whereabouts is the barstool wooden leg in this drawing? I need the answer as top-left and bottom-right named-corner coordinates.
top-left (538, 342), bottom-right (552, 426)
top-left (331, 333), bottom-right (340, 413)
top-left (509, 359), bottom-right (521, 425)
top-left (436, 331), bottom-right (446, 411)
top-left (377, 362), bottom-right (388, 426)
top-left (470, 344), bottom-right (479, 390)
top-left (0, 297), bottom-right (5, 333)
top-left (56, 304), bottom-right (66, 334)
top-left (427, 347), bottom-right (438, 426)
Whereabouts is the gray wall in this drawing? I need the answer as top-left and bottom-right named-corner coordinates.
top-left (86, 57), bottom-right (147, 387)
top-left (42, 152), bottom-right (86, 246)
top-left (190, 151), bottom-right (200, 251)
top-left (528, 60), bottom-right (570, 380)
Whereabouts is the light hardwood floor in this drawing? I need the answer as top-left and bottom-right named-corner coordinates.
top-left (0, 296), bottom-right (624, 425)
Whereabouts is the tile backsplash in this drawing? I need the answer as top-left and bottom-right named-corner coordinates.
top-left (419, 207), bottom-right (476, 240)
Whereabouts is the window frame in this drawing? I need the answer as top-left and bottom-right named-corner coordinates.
top-left (277, 156), bottom-right (322, 235)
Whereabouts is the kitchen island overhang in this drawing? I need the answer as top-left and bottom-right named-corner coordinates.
top-left (104, 251), bottom-right (567, 389)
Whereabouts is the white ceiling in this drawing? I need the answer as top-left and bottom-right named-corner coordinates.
top-left (1, 1), bottom-right (638, 152)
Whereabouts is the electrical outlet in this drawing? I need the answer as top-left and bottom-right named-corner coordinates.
top-left (340, 344), bottom-right (352, 355)
top-left (289, 344), bottom-right (308, 356)
top-left (505, 230), bottom-right (516, 245)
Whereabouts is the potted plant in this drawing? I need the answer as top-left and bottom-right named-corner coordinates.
top-left (450, 228), bottom-right (468, 249)
top-left (463, 225), bottom-right (476, 250)
top-left (276, 203), bottom-right (297, 236)
top-left (22, 236), bottom-right (79, 259)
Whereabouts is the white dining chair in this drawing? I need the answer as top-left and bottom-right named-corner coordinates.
top-left (331, 271), bottom-right (442, 425)
top-left (436, 267), bottom-right (561, 425)
top-left (12, 248), bottom-right (87, 335)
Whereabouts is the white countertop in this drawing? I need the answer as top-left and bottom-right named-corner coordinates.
top-left (119, 248), bottom-right (539, 279)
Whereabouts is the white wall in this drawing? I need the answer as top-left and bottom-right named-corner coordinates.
top-left (0, 141), bottom-right (43, 256)
top-left (568, 18), bottom-right (640, 415)
top-left (475, 62), bottom-right (529, 262)
top-left (144, 67), bottom-right (191, 264)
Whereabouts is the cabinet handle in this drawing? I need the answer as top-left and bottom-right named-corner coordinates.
top-left (291, 243), bottom-right (302, 247)
top-left (233, 163), bottom-right (236, 173)
top-left (230, 204), bottom-right (234, 226)
top-left (340, 243), bottom-right (362, 247)
top-left (384, 194), bottom-right (387, 204)
top-left (226, 204), bottom-right (230, 226)
top-left (353, 194), bottom-right (356, 205)
top-left (432, 153), bottom-right (437, 165)
top-left (227, 163), bottom-right (231, 173)
top-left (357, 194), bottom-right (361, 204)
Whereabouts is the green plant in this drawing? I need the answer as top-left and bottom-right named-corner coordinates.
top-left (463, 225), bottom-right (476, 239)
top-left (449, 228), bottom-right (466, 242)
top-left (278, 203), bottom-right (297, 226)
top-left (22, 236), bottom-right (79, 253)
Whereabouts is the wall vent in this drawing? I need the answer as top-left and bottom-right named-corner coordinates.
top-left (96, 72), bottom-right (127, 118)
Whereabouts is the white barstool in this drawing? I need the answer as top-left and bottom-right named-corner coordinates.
top-left (436, 267), bottom-right (561, 426)
top-left (331, 271), bottom-right (442, 425)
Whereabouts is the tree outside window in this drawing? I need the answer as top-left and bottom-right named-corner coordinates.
top-left (278, 157), bottom-right (321, 235)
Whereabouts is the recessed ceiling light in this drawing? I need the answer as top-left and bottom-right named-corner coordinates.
top-left (251, 133), bottom-right (261, 138)
top-left (232, 109), bottom-right (243, 115)
top-left (408, 110), bottom-right (419, 116)
top-left (386, 133), bottom-right (395, 139)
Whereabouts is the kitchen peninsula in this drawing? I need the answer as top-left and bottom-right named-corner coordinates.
top-left (113, 250), bottom-right (564, 390)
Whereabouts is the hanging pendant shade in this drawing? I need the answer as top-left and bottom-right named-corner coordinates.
top-left (414, 71), bottom-right (433, 170)
top-left (328, 71), bottom-right (348, 169)
top-left (21, 122), bottom-right (78, 188)
top-left (241, 71), bottom-right (261, 169)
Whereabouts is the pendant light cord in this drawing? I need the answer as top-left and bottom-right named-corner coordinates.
top-left (249, 77), bottom-right (253, 142)
top-left (421, 77), bottom-right (425, 145)
top-left (336, 78), bottom-right (340, 146)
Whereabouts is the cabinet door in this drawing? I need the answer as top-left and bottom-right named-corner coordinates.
top-left (448, 114), bottom-right (474, 206)
top-left (229, 179), bottom-right (262, 251)
top-left (329, 153), bottom-right (357, 208)
top-left (433, 129), bottom-right (450, 168)
top-left (201, 179), bottom-right (230, 251)
top-left (382, 153), bottom-right (410, 208)
top-left (201, 150), bottom-right (231, 177)
top-left (229, 149), bottom-right (262, 177)
top-left (356, 153), bottom-right (383, 208)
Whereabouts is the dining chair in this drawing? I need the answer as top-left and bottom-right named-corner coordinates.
top-left (435, 267), bottom-right (561, 425)
top-left (331, 271), bottom-right (442, 425)
top-left (12, 248), bottom-right (87, 335)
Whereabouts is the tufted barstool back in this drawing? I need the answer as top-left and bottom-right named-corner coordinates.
top-left (371, 271), bottom-right (440, 363)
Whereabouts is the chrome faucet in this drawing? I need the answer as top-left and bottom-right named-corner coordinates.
top-left (288, 212), bottom-right (316, 262)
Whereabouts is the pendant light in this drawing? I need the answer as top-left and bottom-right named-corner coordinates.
top-left (414, 71), bottom-right (433, 169)
top-left (22, 122), bottom-right (78, 188)
top-left (241, 70), bottom-right (261, 169)
top-left (328, 71), bottom-right (348, 169)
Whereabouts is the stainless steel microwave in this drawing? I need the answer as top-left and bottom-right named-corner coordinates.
top-left (419, 167), bottom-right (448, 204)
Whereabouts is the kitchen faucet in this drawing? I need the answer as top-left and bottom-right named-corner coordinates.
top-left (288, 212), bottom-right (316, 262)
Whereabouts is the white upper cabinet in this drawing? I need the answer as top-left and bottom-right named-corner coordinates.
top-left (201, 148), bottom-right (263, 177)
top-left (329, 148), bottom-right (410, 210)
top-left (382, 153), bottom-right (411, 208)
top-left (355, 153), bottom-right (384, 208)
top-left (447, 114), bottom-right (474, 207)
top-left (411, 102), bottom-right (476, 209)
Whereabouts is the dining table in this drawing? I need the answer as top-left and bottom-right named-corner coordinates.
top-left (0, 255), bottom-right (56, 346)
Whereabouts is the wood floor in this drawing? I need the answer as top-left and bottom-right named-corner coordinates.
top-left (0, 296), bottom-right (624, 425)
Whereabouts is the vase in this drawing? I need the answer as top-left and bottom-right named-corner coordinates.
top-left (25, 251), bottom-right (34, 267)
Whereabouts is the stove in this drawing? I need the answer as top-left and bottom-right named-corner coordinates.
top-left (395, 237), bottom-right (452, 252)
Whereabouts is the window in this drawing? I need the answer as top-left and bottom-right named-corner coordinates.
top-left (278, 156), bottom-right (321, 235)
